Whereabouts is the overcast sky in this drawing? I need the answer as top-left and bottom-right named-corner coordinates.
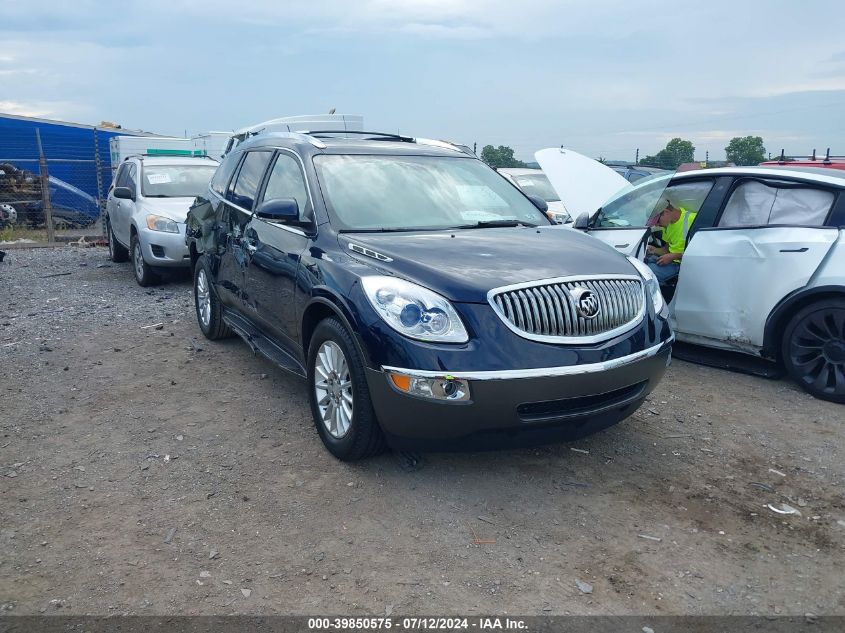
top-left (1, 0), bottom-right (843, 162)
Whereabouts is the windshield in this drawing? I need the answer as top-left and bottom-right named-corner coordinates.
top-left (313, 154), bottom-right (550, 231)
top-left (141, 164), bottom-right (217, 198)
top-left (510, 173), bottom-right (560, 202)
top-left (593, 173), bottom-right (676, 228)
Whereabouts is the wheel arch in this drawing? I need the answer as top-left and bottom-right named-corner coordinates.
top-left (301, 292), bottom-right (372, 368)
top-left (763, 285), bottom-right (845, 360)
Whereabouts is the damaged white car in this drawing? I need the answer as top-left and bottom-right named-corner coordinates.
top-left (537, 148), bottom-right (845, 403)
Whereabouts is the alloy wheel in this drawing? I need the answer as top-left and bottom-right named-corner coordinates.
top-left (314, 341), bottom-right (353, 439)
top-left (789, 307), bottom-right (845, 397)
top-left (196, 268), bottom-right (211, 328)
top-left (133, 241), bottom-right (145, 280)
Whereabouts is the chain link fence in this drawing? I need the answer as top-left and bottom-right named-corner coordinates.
top-left (0, 127), bottom-right (113, 240)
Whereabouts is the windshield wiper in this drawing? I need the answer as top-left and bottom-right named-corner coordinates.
top-left (452, 219), bottom-right (538, 229)
top-left (338, 227), bottom-right (421, 233)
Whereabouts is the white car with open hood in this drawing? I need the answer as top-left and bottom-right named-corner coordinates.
top-left (537, 147), bottom-right (845, 403)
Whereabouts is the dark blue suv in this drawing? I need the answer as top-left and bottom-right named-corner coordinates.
top-left (186, 131), bottom-right (673, 460)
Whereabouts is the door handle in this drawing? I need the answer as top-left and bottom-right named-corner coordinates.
top-left (614, 243), bottom-right (630, 249)
top-left (779, 247), bottom-right (809, 253)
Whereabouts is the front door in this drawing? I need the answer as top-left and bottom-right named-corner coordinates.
top-left (214, 150), bottom-right (274, 308)
top-left (242, 151), bottom-right (312, 348)
top-left (671, 177), bottom-right (840, 351)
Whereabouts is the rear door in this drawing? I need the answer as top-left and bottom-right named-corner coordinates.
top-left (214, 150), bottom-right (274, 307)
top-left (242, 150), bottom-right (312, 348)
top-left (672, 177), bottom-right (840, 351)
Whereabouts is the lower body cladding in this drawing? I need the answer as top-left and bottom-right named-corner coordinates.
top-left (365, 339), bottom-right (673, 451)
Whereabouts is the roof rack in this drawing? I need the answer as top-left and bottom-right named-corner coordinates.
top-left (122, 152), bottom-right (218, 161)
top-left (301, 131), bottom-right (464, 153)
top-left (772, 148), bottom-right (844, 163)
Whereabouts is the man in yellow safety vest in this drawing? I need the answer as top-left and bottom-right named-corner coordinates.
top-left (645, 199), bottom-right (697, 284)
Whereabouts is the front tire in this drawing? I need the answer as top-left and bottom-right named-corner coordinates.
top-left (782, 298), bottom-right (845, 403)
top-left (307, 318), bottom-right (385, 460)
top-left (107, 218), bottom-right (128, 262)
top-left (193, 256), bottom-right (231, 340)
top-left (130, 233), bottom-right (160, 287)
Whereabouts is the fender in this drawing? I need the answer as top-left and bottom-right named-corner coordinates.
top-left (301, 290), bottom-right (375, 368)
top-left (763, 284), bottom-right (845, 358)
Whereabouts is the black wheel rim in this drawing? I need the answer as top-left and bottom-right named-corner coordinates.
top-left (789, 307), bottom-right (845, 396)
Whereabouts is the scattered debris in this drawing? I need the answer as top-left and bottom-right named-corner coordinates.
top-left (477, 515), bottom-right (495, 525)
top-left (767, 503), bottom-right (801, 516)
top-left (768, 468), bottom-right (787, 477)
top-left (570, 448), bottom-right (590, 455)
top-left (575, 580), bottom-right (593, 594)
top-left (385, 604), bottom-right (394, 616)
top-left (643, 627), bottom-right (655, 633)
top-left (749, 482), bottom-right (775, 493)
top-left (39, 271), bottom-right (72, 278)
top-left (469, 524), bottom-right (496, 545)
top-left (163, 527), bottom-right (176, 544)
top-left (638, 534), bottom-right (662, 542)
top-left (209, 549), bottom-right (220, 560)
top-left (140, 322), bottom-right (164, 330)
top-left (240, 588), bottom-right (251, 598)
top-left (199, 571), bottom-right (211, 578)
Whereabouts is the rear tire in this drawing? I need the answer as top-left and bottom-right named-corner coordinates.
top-left (193, 255), bottom-right (231, 340)
top-left (782, 298), bottom-right (845, 403)
top-left (307, 317), bottom-right (386, 460)
top-left (107, 218), bottom-right (128, 263)
top-left (130, 233), bottom-right (160, 287)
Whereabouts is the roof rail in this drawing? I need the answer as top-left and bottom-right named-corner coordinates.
top-left (772, 148), bottom-right (844, 163)
top-left (303, 130), bottom-right (415, 142)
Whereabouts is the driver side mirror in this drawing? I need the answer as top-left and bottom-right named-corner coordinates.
top-left (113, 186), bottom-right (134, 201)
top-left (573, 212), bottom-right (591, 230)
top-left (256, 198), bottom-right (300, 223)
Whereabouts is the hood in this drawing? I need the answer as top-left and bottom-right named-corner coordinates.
top-left (137, 196), bottom-right (197, 222)
top-left (535, 148), bottom-right (631, 219)
top-left (340, 227), bottom-right (636, 303)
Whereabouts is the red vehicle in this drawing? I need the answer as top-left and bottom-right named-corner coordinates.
top-left (760, 148), bottom-right (845, 171)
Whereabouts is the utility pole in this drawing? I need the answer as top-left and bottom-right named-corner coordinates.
top-left (473, 142), bottom-right (477, 155)
top-left (35, 128), bottom-right (55, 243)
top-left (705, 150), bottom-right (709, 166)
top-left (635, 148), bottom-right (639, 164)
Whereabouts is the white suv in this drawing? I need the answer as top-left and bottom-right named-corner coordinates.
top-left (538, 148), bottom-right (845, 402)
top-left (105, 155), bottom-right (217, 286)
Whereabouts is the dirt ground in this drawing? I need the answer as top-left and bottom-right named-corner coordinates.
top-left (1, 246), bottom-right (843, 616)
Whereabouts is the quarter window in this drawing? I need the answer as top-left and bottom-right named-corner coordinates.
top-left (227, 151), bottom-right (273, 211)
top-left (719, 180), bottom-right (834, 227)
top-left (261, 153), bottom-right (310, 217)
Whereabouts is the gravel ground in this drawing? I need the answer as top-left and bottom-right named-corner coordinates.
top-left (1, 246), bottom-right (844, 616)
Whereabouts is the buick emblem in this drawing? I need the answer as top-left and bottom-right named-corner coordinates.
top-left (571, 287), bottom-right (600, 319)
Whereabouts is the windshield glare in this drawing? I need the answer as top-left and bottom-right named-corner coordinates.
top-left (313, 155), bottom-right (550, 231)
top-left (141, 164), bottom-right (217, 198)
top-left (594, 173), bottom-right (676, 228)
top-left (511, 173), bottom-right (560, 202)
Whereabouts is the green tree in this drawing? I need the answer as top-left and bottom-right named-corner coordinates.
top-left (480, 145), bottom-right (526, 168)
top-left (639, 137), bottom-right (696, 169)
top-left (725, 136), bottom-right (766, 166)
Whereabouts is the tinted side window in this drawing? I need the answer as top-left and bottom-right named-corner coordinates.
top-left (114, 164), bottom-right (129, 188)
top-left (719, 180), bottom-right (834, 227)
top-left (210, 152), bottom-right (241, 196)
top-left (261, 153), bottom-right (310, 217)
top-left (228, 151), bottom-right (272, 211)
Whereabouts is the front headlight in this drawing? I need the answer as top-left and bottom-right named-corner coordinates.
top-left (361, 276), bottom-right (469, 343)
top-left (547, 210), bottom-right (571, 224)
top-left (627, 256), bottom-right (665, 314)
top-left (146, 214), bottom-right (179, 233)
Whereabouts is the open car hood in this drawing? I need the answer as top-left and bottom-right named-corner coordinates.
top-left (535, 148), bottom-right (631, 220)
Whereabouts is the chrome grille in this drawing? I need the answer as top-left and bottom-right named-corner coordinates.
top-left (489, 276), bottom-right (645, 342)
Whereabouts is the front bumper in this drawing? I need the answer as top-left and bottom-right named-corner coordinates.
top-left (365, 338), bottom-right (673, 450)
top-left (138, 224), bottom-right (190, 268)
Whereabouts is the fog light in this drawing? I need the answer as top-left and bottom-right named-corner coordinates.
top-left (388, 372), bottom-right (470, 402)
